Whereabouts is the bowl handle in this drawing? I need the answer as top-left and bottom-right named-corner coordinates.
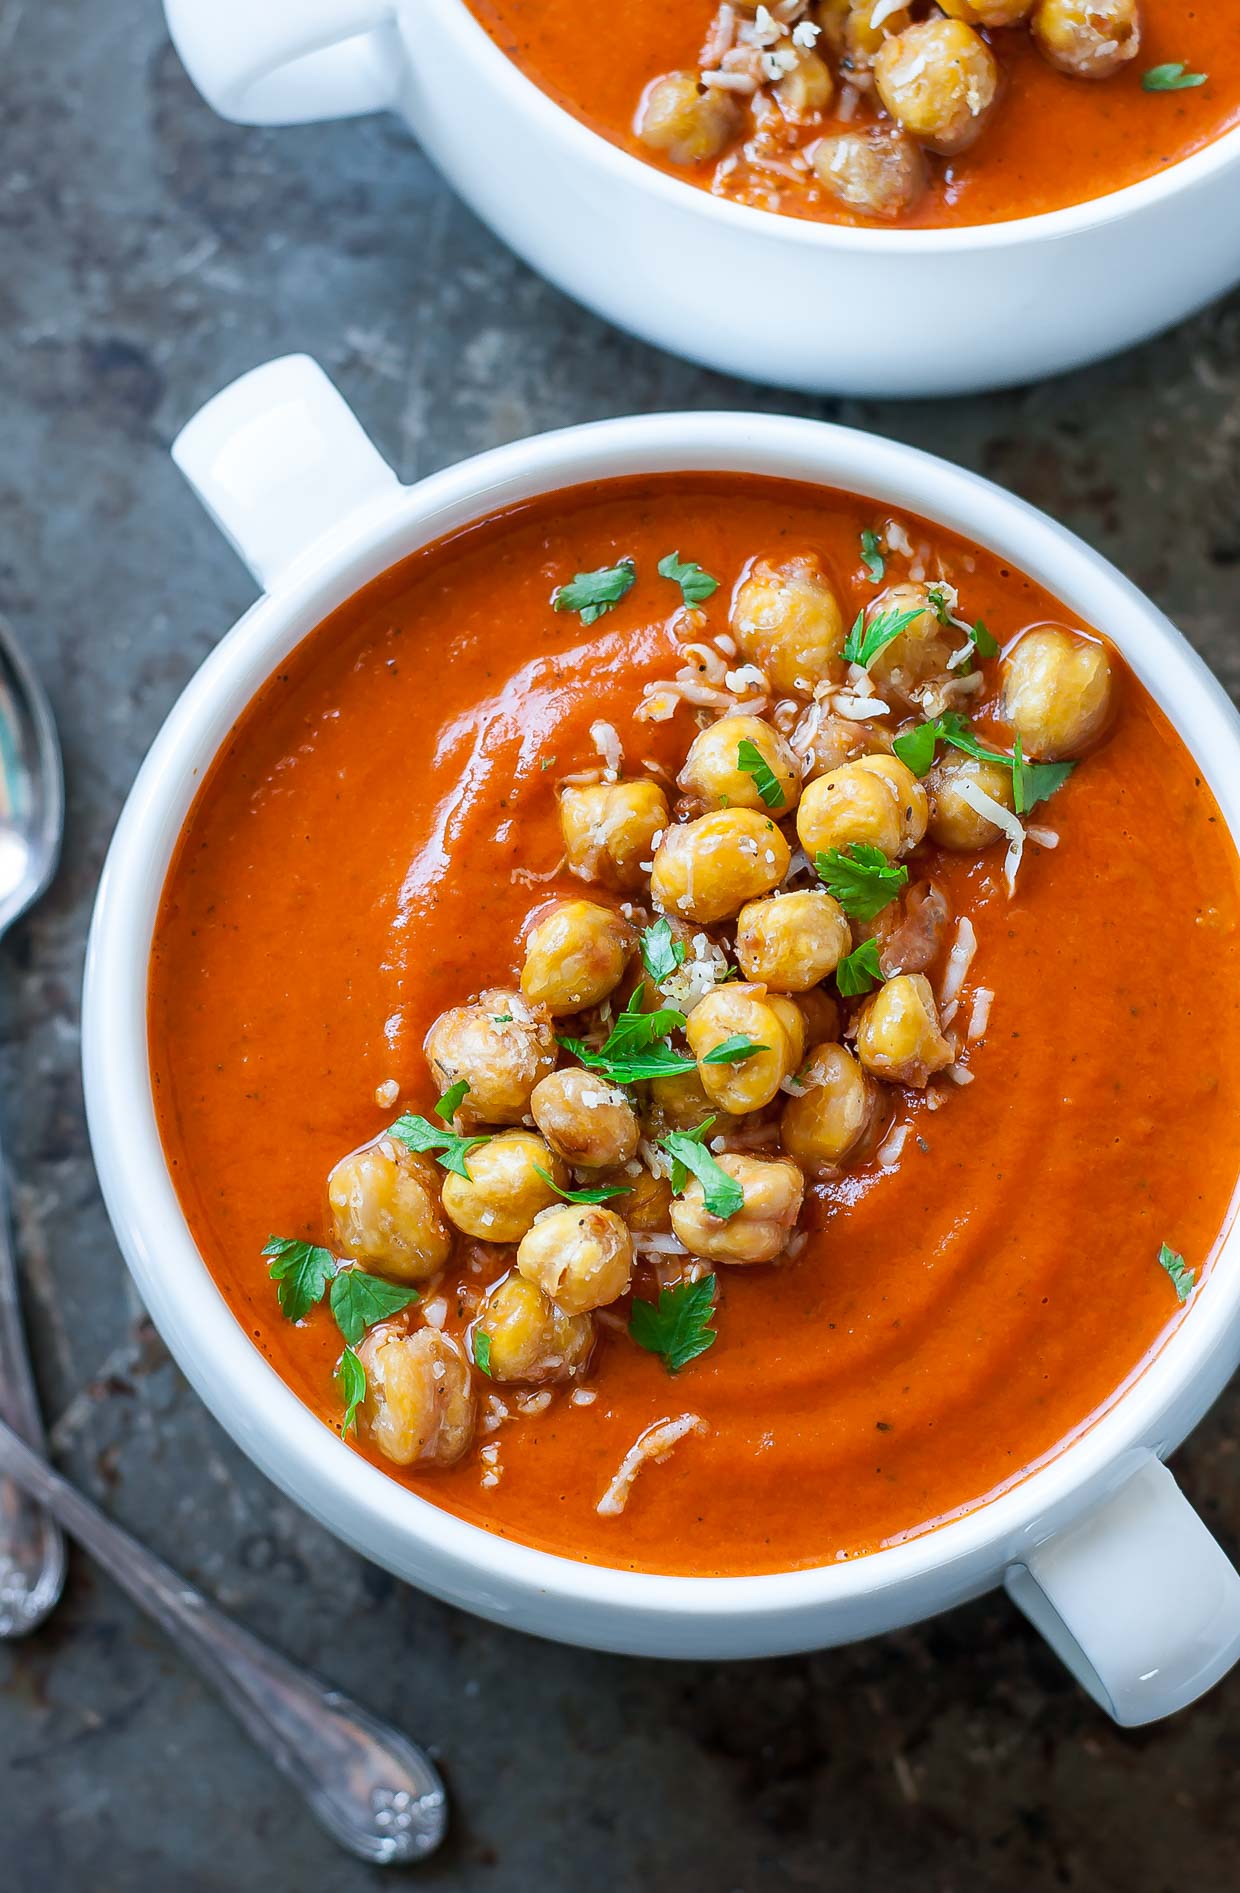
top-left (163, 0), bottom-right (401, 126)
top-left (1006, 1454), bottom-right (1240, 1725)
top-left (172, 355), bottom-right (402, 593)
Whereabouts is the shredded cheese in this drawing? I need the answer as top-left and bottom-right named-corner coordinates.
top-left (940, 915), bottom-right (978, 1011)
top-left (954, 777), bottom-right (1026, 895)
top-left (967, 988), bottom-right (993, 1040)
top-left (596, 1413), bottom-right (707, 1518)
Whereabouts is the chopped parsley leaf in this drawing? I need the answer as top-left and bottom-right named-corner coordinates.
top-left (860, 530), bottom-right (885, 584)
top-left (330, 1269), bottom-right (419, 1347)
top-left (892, 711), bottom-right (1074, 810)
top-left (263, 1236), bottom-right (338, 1324)
top-left (473, 1330), bottom-right (493, 1377)
top-left (701, 1034), bottom-right (768, 1066)
top-left (552, 556), bottom-right (636, 626)
top-left (641, 915), bottom-right (686, 985)
top-left (969, 619), bottom-right (1000, 659)
top-left (337, 1346), bottom-right (366, 1435)
top-left (736, 737), bottom-right (786, 809)
top-left (629, 1274), bottom-right (718, 1374)
top-left (836, 937), bottom-right (884, 998)
top-left (658, 550), bottom-right (719, 607)
top-left (435, 1078), bottom-right (470, 1123)
top-left (561, 983), bottom-right (696, 1085)
top-left (891, 720), bottom-right (941, 779)
top-left (842, 602), bottom-right (925, 671)
top-left (817, 844), bottom-right (908, 921)
top-left (660, 1121), bottom-right (744, 1220)
top-left (388, 1108), bottom-right (492, 1180)
top-left (534, 1163), bottom-right (631, 1205)
top-left (1157, 1242), bottom-right (1197, 1303)
top-left (1143, 62), bottom-right (1207, 90)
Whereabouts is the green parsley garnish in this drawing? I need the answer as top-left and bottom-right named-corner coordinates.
top-left (388, 1086), bottom-right (492, 1179)
top-left (629, 1274), bottom-right (718, 1374)
top-left (842, 603), bottom-right (925, 671)
top-left (262, 1237), bottom-right (338, 1324)
top-left (337, 1346), bottom-right (366, 1436)
top-left (816, 844), bottom-right (908, 921)
top-left (561, 983), bottom-right (696, 1085)
top-left (1143, 63), bottom-right (1207, 91)
top-left (1156, 1242), bottom-right (1197, 1303)
top-left (435, 1078), bottom-right (470, 1122)
top-left (473, 1330), bottom-right (493, 1377)
top-left (640, 916), bottom-right (686, 985)
top-left (552, 556), bottom-right (636, 626)
top-left (660, 1121), bottom-right (744, 1220)
top-left (736, 737), bottom-right (786, 809)
top-left (969, 620), bottom-right (999, 659)
top-left (330, 1270), bottom-right (419, 1347)
top-left (835, 937), bottom-right (884, 998)
top-left (658, 550), bottom-right (719, 607)
top-left (701, 1035), bottom-right (768, 1066)
top-left (892, 711), bottom-right (1075, 812)
top-left (533, 1163), bottom-right (631, 1205)
top-left (891, 719), bottom-right (942, 779)
top-left (860, 530), bottom-right (885, 584)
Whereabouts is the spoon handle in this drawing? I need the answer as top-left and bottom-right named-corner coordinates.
top-left (0, 1135), bottom-right (65, 1635)
top-left (0, 1418), bottom-right (447, 1864)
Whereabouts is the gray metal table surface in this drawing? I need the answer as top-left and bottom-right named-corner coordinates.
top-left (2, 3), bottom-right (1239, 1888)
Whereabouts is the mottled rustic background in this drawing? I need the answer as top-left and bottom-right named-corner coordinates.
top-left (1, 2), bottom-right (1239, 1887)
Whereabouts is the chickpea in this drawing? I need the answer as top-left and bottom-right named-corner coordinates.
top-left (796, 761), bottom-right (904, 860)
top-left (1031, 0), bottom-right (1140, 77)
top-left (356, 1328), bottom-right (474, 1468)
top-left (845, 1), bottom-right (913, 62)
top-left (854, 973), bottom-right (953, 1089)
top-left (939, 0), bottom-right (1032, 24)
top-left (767, 995), bottom-right (807, 1072)
top-left (670, 1154), bottom-right (805, 1265)
top-left (517, 1204), bottom-right (634, 1315)
top-left (647, 1064), bottom-right (731, 1134)
top-left (473, 1272), bottom-right (593, 1385)
top-left (796, 710), bottom-right (892, 783)
top-left (927, 754), bottom-right (1016, 850)
top-left (1001, 627), bottom-right (1114, 761)
top-left (776, 45), bottom-right (834, 120)
top-left (870, 879), bottom-right (952, 978)
top-left (851, 753), bottom-right (928, 849)
top-left (328, 1139), bottom-right (452, 1284)
top-left (687, 983), bottom-right (800, 1114)
top-left (521, 900), bottom-right (632, 1015)
top-left (781, 1042), bottom-right (881, 1176)
top-left (530, 1067), bottom-right (639, 1170)
top-left (875, 18), bottom-right (1000, 156)
top-left (440, 1131), bottom-right (566, 1244)
top-left (811, 128), bottom-right (928, 221)
top-left (616, 1165), bottom-right (673, 1233)
top-left (866, 581), bottom-right (959, 702)
top-left (731, 554), bottom-right (847, 696)
top-left (736, 890), bottom-right (850, 992)
top-left (560, 779), bottom-right (669, 891)
top-left (678, 714), bottom-right (801, 816)
top-left (795, 985), bottom-right (843, 1046)
top-left (425, 988), bottom-right (556, 1127)
top-left (637, 72), bottom-right (740, 164)
top-left (650, 809), bottom-right (791, 926)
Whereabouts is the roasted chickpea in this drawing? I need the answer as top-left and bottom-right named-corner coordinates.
top-left (731, 554), bottom-right (847, 696)
top-left (1001, 627), bottom-right (1114, 761)
top-left (939, 0), bottom-right (1032, 24)
top-left (795, 985), bottom-right (843, 1046)
top-left (473, 1272), bottom-right (594, 1385)
top-left (781, 1042), bottom-right (882, 1176)
top-left (796, 761), bottom-right (904, 860)
top-left (560, 779), bottom-right (669, 891)
top-left (854, 973), bottom-right (953, 1088)
top-left (927, 754), bottom-right (1016, 850)
top-left (650, 809), bottom-right (791, 926)
top-left (637, 72), bottom-right (740, 163)
top-left (875, 18), bottom-right (1000, 156)
top-left (845, 1), bottom-right (913, 61)
top-left (796, 710), bottom-right (892, 783)
top-left (440, 1131), bottom-right (566, 1244)
top-left (811, 128), bottom-right (928, 221)
top-left (777, 45), bottom-right (834, 119)
top-left (517, 1204), bottom-right (635, 1314)
top-left (1031, 0), bottom-right (1140, 77)
top-left (328, 1138), bottom-right (452, 1284)
top-left (425, 989), bottom-right (556, 1127)
top-left (767, 995), bottom-right (807, 1072)
top-left (530, 1067), bottom-right (640, 1170)
top-left (521, 900), bottom-right (632, 1015)
top-left (851, 753), bottom-right (928, 849)
top-left (647, 1064), bottom-right (730, 1135)
top-left (670, 1154), bottom-right (805, 1265)
top-left (678, 714), bottom-right (801, 815)
top-left (356, 1328), bottom-right (474, 1468)
top-left (736, 890), bottom-right (851, 992)
top-left (616, 1165), bottom-right (673, 1233)
top-left (866, 581), bottom-right (959, 703)
top-left (687, 983), bottom-right (801, 1114)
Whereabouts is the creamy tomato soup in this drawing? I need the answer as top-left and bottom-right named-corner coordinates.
top-left (464, 0), bottom-right (1240, 228)
top-left (149, 475), bottom-right (1240, 1577)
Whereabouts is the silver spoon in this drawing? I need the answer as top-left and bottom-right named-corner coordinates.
top-left (0, 1414), bottom-right (449, 1863)
top-left (0, 615), bottom-right (66, 1636)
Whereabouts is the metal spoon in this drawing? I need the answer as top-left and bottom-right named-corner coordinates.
top-left (0, 615), bottom-right (66, 1635)
top-left (0, 1414), bottom-right (449, 1863)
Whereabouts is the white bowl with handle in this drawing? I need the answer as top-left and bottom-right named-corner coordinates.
top-left (83, 355), bottom-right (1240, 1719)
top-left (160, 0), bottom-right (1240, 396)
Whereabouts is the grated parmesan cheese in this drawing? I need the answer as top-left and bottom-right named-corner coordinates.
top-left (967, 988), bottom-right (993, 1040)
top-left (596, 1413), bottom-right (708, 1518)
top-left (590, 720), bottom-right (622, 779)
top-left (940, 915), bottom-right (978, 1011)
top-left (954, 777), bottom-right (1026, 895)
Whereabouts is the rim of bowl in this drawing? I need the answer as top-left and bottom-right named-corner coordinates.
top-left (84, 408), bottom-right (1240, 1625)
top-left (435, 0), bottom-right (1240, 253)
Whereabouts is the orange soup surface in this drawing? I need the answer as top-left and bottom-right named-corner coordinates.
top-left (150, 474), bottom-right (1240, 1576)
top-left (463, 0), bottom-right (1240, 229)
